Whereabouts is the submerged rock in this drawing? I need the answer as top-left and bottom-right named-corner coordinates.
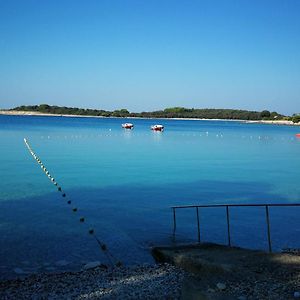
top-left (13, 268), bottom-right (26, 274)
top-left (45, 267), bottom-right (56, 272)
top-left (83, 261), bottom-right (101, 270)
top-left (294, 291), bottom-right (300, 298)
top-left (55, 260), bottom-right (69, 267)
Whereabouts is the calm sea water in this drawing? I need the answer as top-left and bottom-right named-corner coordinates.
top-left (0, 115), bottom-right (299, 279)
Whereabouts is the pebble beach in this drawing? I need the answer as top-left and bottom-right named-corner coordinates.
top-left (0, 263), bottom-right (186, 299)
top-left (2, 256), bottom-right (300, 300)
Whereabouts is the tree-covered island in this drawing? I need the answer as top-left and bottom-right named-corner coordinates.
top-left (7, 104), bottom-right (299, 123)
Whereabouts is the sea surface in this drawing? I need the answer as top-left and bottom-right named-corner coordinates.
top-left (0, 115), bottom-right (299, 279)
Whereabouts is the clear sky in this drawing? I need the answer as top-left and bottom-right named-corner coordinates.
top-left (0, 0), bottom-right (299, 115)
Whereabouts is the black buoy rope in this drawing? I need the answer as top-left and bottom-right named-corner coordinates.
top-left (23, 138), bottom-right (121, 268)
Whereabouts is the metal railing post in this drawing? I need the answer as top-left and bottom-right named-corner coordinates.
top-left (265, 205), bottom-right (272, 252)
top-left (173, 208), bottom-right (177, 238)
top-left (170, 202), bottom-right (299, 252)
top-left (196, 207), bottom-right (200, 243)
top-left (226, 205), bottom-right (231, 247)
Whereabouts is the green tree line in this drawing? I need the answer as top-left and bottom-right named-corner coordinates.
top-left (291, 114), bottom-right (300, 123)
top-left (11, 104), bottom-right (287, 121)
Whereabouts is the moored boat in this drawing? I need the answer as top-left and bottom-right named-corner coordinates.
top-left (151, 124), bottom-right (164, 132)
top-left (122, 123), bottom-right (134, 129)
top-left (296, 133), bottom-right (300, 138)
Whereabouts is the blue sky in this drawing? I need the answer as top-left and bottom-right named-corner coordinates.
top-left (0, 0), bottom-right (299, 115)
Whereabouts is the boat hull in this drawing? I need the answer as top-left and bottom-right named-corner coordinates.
top-left (151, 125), bottom-right (164, 132)
top-left (122, 123), bottom-right (134, 129)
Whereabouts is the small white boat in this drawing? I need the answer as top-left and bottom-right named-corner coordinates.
top-left (122, 123), bottom-right (134, 129)
top-left (151, 124), bottom-right (164, 132)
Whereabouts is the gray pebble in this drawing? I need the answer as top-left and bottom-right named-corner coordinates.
top-left (216, 282), bottom-right (226, 291)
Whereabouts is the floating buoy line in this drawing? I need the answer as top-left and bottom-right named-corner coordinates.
top-left (23, 138), bottom-right (121, 268)
top-left (36, 131), bottom-right (297, 142)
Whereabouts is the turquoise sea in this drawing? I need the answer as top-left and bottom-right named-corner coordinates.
top-left (0, 115), bottom-right (300, 279)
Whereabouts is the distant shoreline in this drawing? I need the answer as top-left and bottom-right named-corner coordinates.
top-left (0, 110), bottom-right (299, 126)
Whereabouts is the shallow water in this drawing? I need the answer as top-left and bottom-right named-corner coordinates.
top-left (0, 115), bottom-right (299, 279)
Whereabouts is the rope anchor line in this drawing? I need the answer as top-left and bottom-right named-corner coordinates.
top-left (23, 138), bottom-right (121, 268)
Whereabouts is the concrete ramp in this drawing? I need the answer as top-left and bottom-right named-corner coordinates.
top-left (152, 243), bottom-right (300, 300)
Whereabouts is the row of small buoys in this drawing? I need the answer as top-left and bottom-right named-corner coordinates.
top-left (23, 138), bottom-right (121, 268)
top-left (38, 132), bottom-right (296, 140)
top-left (42, 129), bottom-right (297, 139)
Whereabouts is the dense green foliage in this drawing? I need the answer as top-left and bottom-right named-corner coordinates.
top-left (11, 104), bottom-right (285, 120)
top-left (136, 107), bottom-right (284, 120)
top-left (291, 114), bottom-right (300, 123)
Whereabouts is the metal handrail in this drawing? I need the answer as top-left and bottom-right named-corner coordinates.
top-left (171, 203), bottom-right (300, 252)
